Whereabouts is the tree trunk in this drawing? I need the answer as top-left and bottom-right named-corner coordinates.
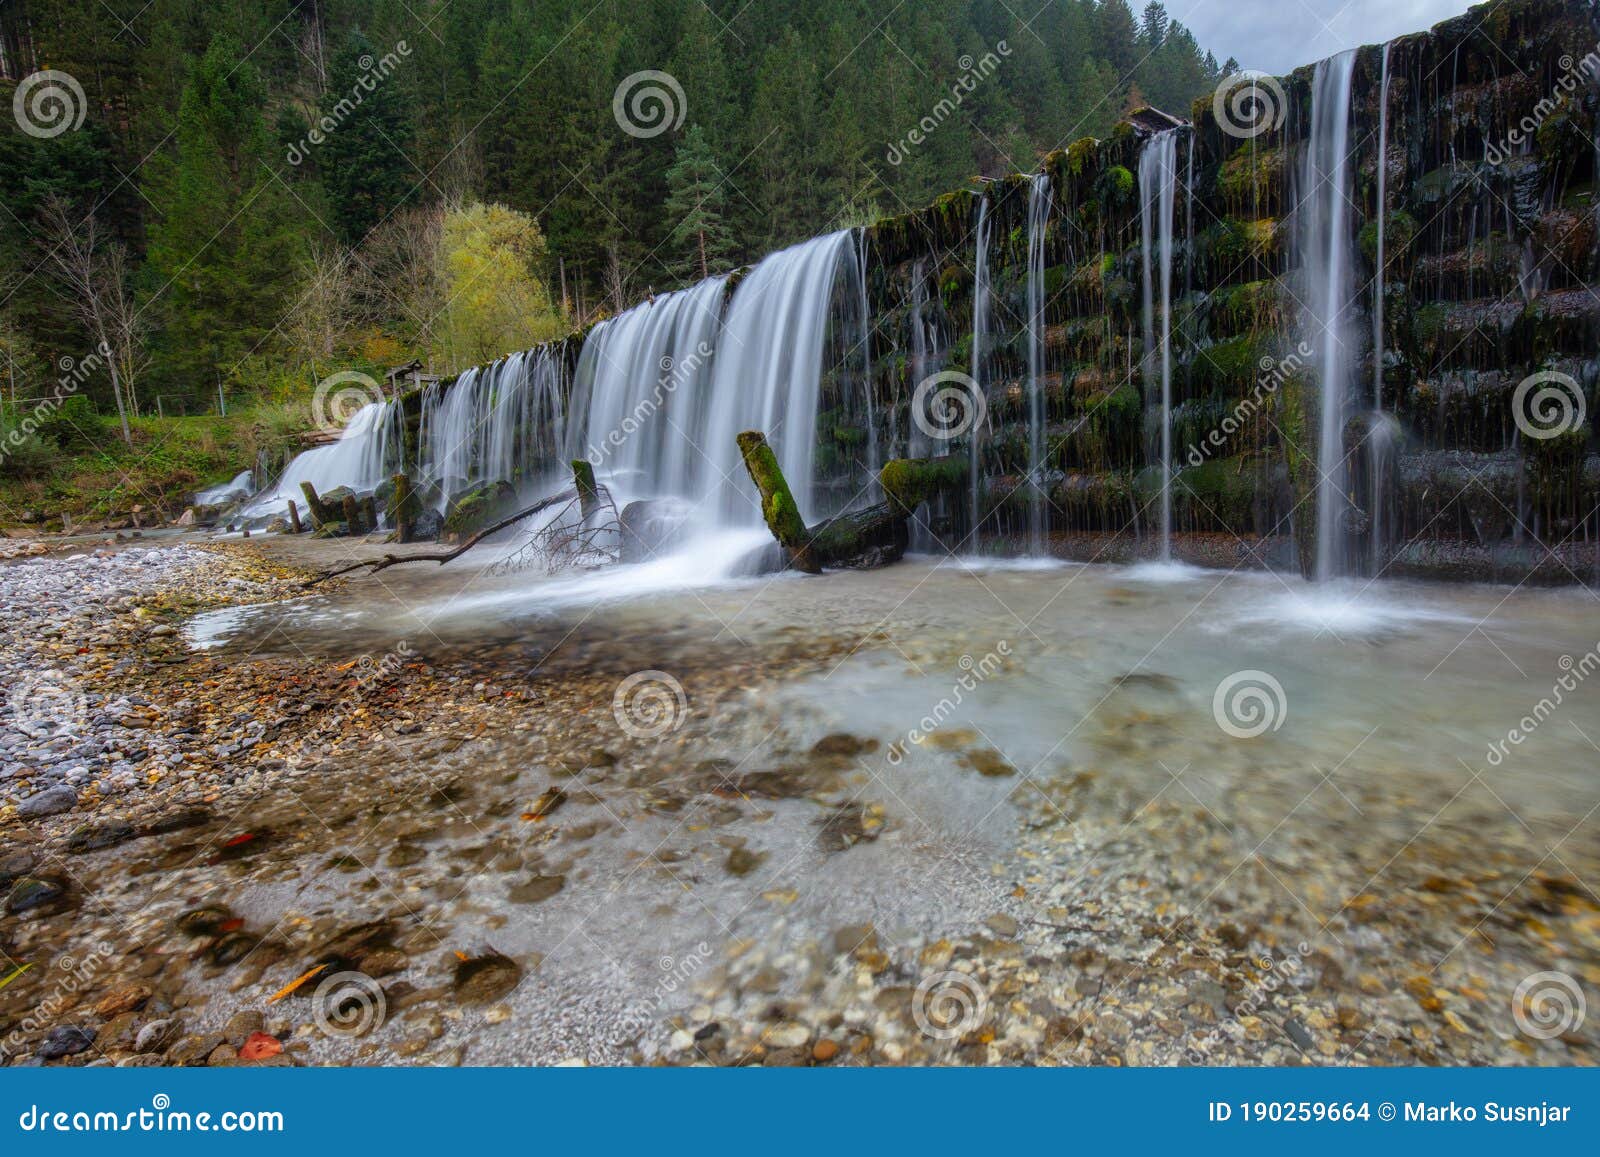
top-left (572, 458), bottom-right (602, 522)
top-left (737, 431), bottom-right (820, 573)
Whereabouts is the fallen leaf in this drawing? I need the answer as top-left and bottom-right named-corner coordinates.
top-left (268, 963), bottom-right (329, 1003)
top-left (238, 1032), bottom-right (282, 1060)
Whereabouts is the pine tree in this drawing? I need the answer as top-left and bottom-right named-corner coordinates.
top-left (663, 125), bottom-right (735, 281)
top-left (316, 27), bottom-right (418, 246)
top-left (141, 34), bottom-right (307, 394)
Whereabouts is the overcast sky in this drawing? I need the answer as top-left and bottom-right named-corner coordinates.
top-left (1176, 0), bottom-right (1482, 75)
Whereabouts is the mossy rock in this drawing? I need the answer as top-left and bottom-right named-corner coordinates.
top-left (1216, 147), bottom-right (1285, 206)
top-left (442, 480), bottom-right (518, 541)
top-left (879, 455), bottom-right (969, 516)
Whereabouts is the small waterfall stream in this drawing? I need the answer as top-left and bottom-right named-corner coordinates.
top-left (1370, 41), bottom-right (1394, 572)
top-left (1301, 49), bottom-right (1360, 582)
top-left (1026, 173), bottom-right (1052, 554)
top-left (1140, 129), bottom-right (1180, 561)
top-left (969, 195), bottom-right (991, 544)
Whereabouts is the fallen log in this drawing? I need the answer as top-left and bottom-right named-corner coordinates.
top-left (737, 430), bottom-right (911, 572)
top-left (300, 488), bottom-right (582, 587)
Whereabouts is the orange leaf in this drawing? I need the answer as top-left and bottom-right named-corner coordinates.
top-left (267, 963), bottom-right (329, 1003)
top-left (238, 1032), bottom-right (283, 1061)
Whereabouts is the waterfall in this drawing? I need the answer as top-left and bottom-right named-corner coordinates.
top-left (1140, 129), bottom-right (1180, 561)
top-left (1370, 41), bottom-right (1394, 571)
top-left (854, 228), bottom-right (880, 498)
top-left (419, 347), bottom-right (567, 513)
top-left (1301, 50), bottom-right (1360, 582)
top-left (702, 231), bottom-right (853, 525)
top-left (969, 195), bottom-right (991, 544)
top-left (241, 401), bottom-right (401, 522)
top-left (909, 257), bottom-right (934, 459)
top-left (1026, 173), bottom-right (1051, 553)
top-left (566, 276), bottom-right (726, 508)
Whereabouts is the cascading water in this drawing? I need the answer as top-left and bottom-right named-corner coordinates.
top-left (969, 195), bottom-right (991, 544)
top-left (1370, 41), bottom-right (1394, 571)
top-left (854, 229), bottom-right (879, 497)
top-left (701, 231), bottom-right (853, 526)
top-left (1139, 129), bottom-right (1180, 561)
top-left (240, 401), bottom-right (402, 523)
top-left (1300, 49), bottom-right (1360, 582)
top-left (566, 276), bottom-right (726, 507)
top-left (1026, 173), bottom-right (1052, 553)
top-left (419, 348), bottom-right (567, 513)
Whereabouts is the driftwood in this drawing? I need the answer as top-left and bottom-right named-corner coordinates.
top-left (737, 429), bottom-right (910, 572)
top-left (300, 487), bottom-right (579, 587)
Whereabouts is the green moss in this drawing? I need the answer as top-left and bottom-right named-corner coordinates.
top-left (880, 455), bottom-right (969, 515)
top-left (1097, 165), bottom-right (1135, 208)
top-left (1216, 147), bottom-right (1285, 205)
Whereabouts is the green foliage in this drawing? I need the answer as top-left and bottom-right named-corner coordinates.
top-left (314, 29), bottom-right (418, 246)
top-left (664, 124), bottom-right (737, 280)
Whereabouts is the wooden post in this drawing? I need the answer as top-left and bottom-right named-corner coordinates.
top-left (342, 493), bottom-right (363, 535)
top-left (390, 472), bottom-right (415, 543)
top-left (736, 430), bottom-right (820, 574)
top-left (360, 495), bottom-right (378, 534)
top-left (300, 482), bottom-right (329, 528)
top-left (571, 459), bottom-right (601, 522)
top-left (287, 500), bottom-right (302, 534)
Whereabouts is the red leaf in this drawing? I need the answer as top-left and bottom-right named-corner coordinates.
top-left (238, 1032), bottom-right (282, 1061)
